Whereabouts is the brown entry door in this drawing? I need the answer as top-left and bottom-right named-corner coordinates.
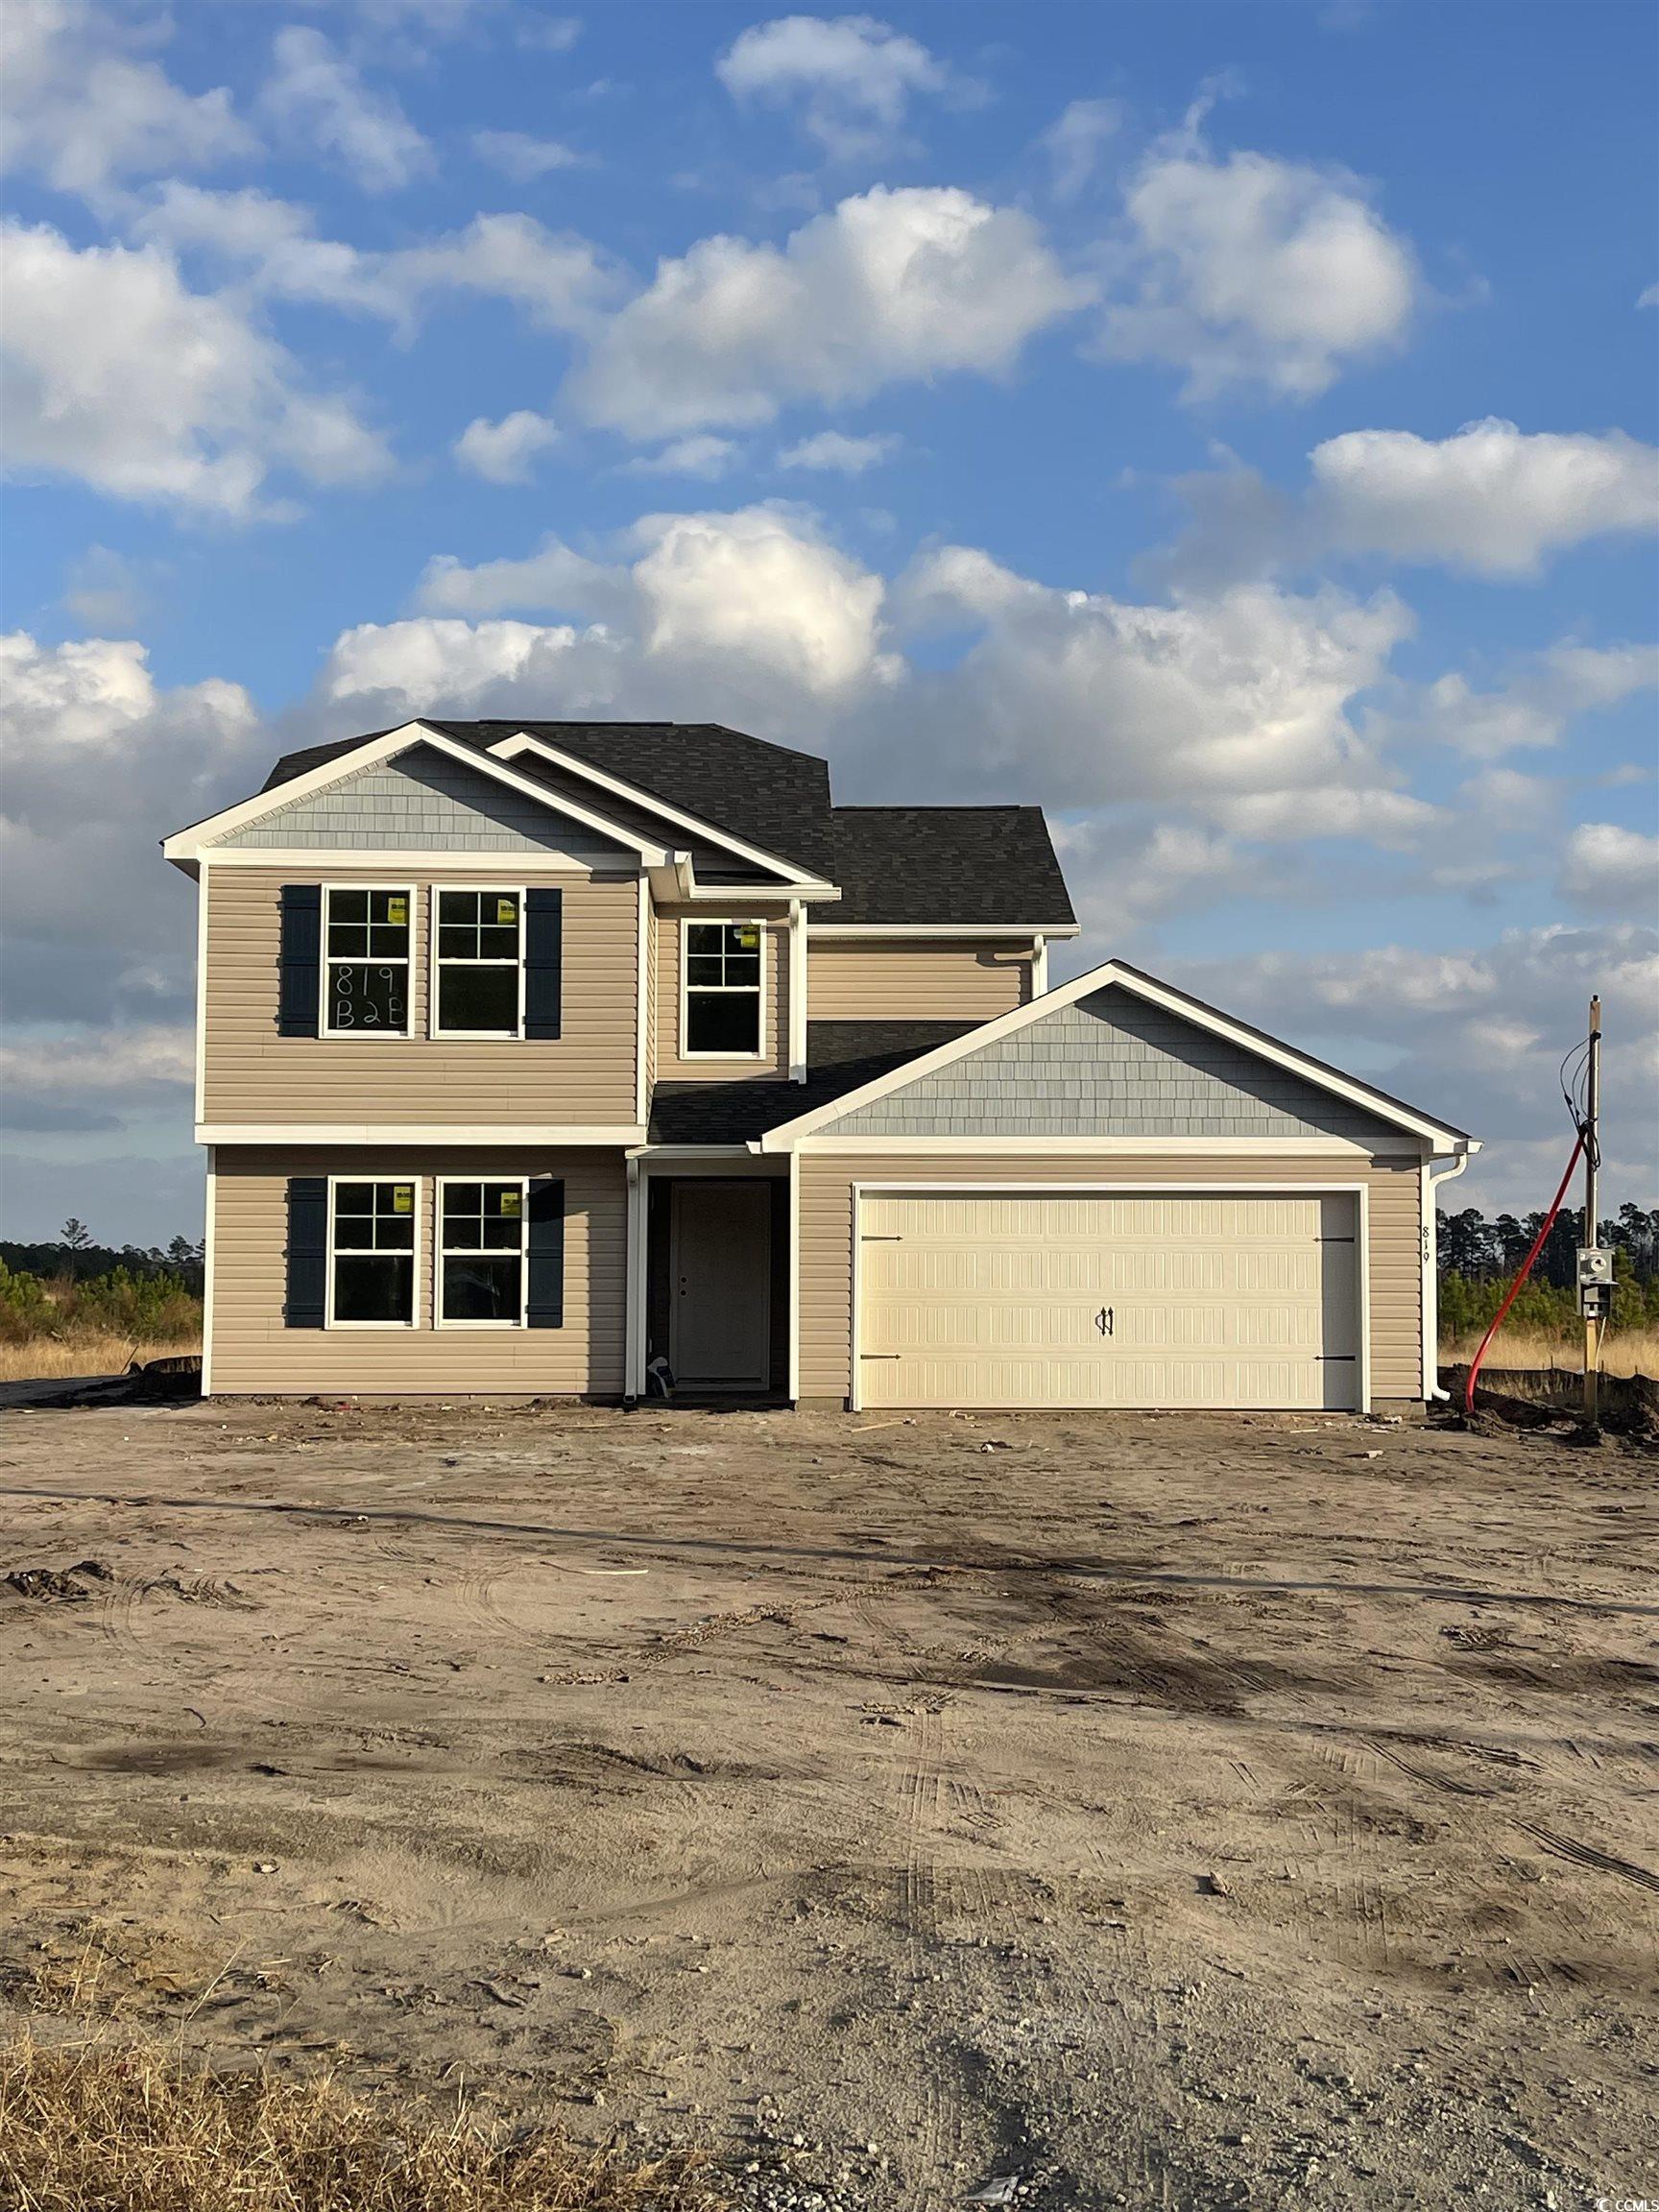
top-left (670, 1181), bottom-right (772, 1390)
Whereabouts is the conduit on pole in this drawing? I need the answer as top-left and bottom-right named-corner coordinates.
top-left (1461, 1133), bottom-right (1586, 1416)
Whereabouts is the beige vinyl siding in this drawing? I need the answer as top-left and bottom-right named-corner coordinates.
top-left (202, 866), bottom-right (640, 1126)
top-left (806, 938), bottom-right (1033, 1021)
top-left (655, 909), bottom-right (790, 1081)
top-left (798, 1152), bottom-right (1423, 1407)
top-left (208, 1145), bottom-right (625, 1395)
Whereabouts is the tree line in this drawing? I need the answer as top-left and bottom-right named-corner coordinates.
top-left (1436, 1201), bottom-right (1659, 1343)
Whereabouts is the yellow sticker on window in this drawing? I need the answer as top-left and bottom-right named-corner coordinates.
top-left (496, 898), bottom-right (517, 926)
top-left (735, 926), bottom-right (759, 950)
top-left (386, 896), bottom-right (408, 926)
top-left (499, 1190), bottom-right (522, 1217)
top-left (392, 1185), bottom-right (413, 1214)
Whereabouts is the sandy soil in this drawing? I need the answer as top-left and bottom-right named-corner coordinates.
top-left (0, 1398), bottom-right (1654, 2210)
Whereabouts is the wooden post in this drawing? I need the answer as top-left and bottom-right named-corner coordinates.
top-left (1583, 994), bottom-right (1600, 1425)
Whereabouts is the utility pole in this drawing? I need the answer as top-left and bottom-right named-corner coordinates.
top-left (1582, 994), bottom-right (1601, 1426)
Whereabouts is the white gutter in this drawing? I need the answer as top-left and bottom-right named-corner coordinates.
top-left (1423, 1146), bottom-right (1475, 1400)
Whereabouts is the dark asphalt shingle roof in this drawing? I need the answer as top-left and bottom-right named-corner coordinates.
top-left (257, 725), bottom-right (1074, 925)
top-left (647, 1021), bottom-right (977, 1145)
top-left (265, 721), bottom-right (838, 879)
top-left (828, 806), bottom-right (1074, 926)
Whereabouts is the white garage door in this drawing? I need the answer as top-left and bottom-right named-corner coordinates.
top-left (856, 1190), bottom-right (1362, 1411)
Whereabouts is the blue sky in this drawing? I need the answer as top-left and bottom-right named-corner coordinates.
top-left (2, 0), bottom-right (1655, 1245)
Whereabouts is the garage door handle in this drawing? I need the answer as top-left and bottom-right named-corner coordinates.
top-left (1095, 1306), bottom-right (1114, 1337)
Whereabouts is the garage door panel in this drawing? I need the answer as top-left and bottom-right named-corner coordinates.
top-left (857, 1190), bottom-right (1360, 1410)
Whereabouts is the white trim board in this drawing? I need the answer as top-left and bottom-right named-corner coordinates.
top-left (193, 847), bottom-right (620, 875)
top-left (809, 923), bottom-right (1080, 939)
top-left (848, 1179), bottom-right (1373, 1415)
top-left (491, 732), bottom-right (831, 890)
top-left (757, 956), bottom-right (1476, 1153)
top-left (789, 1135), bottom-right (1406, 1157)
top-left (201, 1147), bottom-right (216, 1398)
top-left (197, 1123), bottom-right (646, 1146)
top-left (162, 723), bottom-right (674, 867)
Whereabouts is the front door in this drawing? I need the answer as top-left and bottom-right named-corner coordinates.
top-left (669, 1181), bottom-right (772, 1390)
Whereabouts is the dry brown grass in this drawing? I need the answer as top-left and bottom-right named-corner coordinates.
top-left (0, 2028), bottom-right (733, 2212)
top-left (1440, 1324), bottom-right (1659, 1380)
top-left (0, 1333), bottom-right (199, 1382)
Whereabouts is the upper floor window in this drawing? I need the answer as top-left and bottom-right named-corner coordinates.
top-left (683, 920), bottom-right (763, 1057)
top-left (434, 889), bottom-right (523, 1038)
top-left (324, 887), bottom-right (412, 1036)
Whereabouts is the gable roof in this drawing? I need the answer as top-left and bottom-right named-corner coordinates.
top-left (164, 723), bottom-right (674, 866)
top-left (826, 806), bottom-right (1075, 927)
top-left (234, 719), bottom-right (1078, 924)
top-left (754, 956), bottom-right (1476, 1152)
top-left (263, 720), bottom-right (839, 881)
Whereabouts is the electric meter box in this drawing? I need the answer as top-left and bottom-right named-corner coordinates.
top-left (1576, 1247), bottom-right (1615, 1286)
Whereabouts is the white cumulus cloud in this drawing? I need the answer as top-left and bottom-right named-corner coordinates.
top-left (453, 410), bottom-right (560, 484)
top-left (1311, 419), bottom-right (1659, 575)
top-left (716, 14), bottom-right (956, 157)
top-left (471, 129), bottom-right (582, 180)
top-left (779, 429), bottom-right (900, 472)
top-left (0, 631), bottom-right (261, 1027)
top-left (570, 186), bottom-right (1090, 439)
top-left (1559, 823), bottom-right (1659, 915)
top-left (260, 24), bottom-right (431, 192)
top-left (0, 0), bottom-right (253, 207)
top-left (624, 435), bottom-right (742, 480)
top-left (0, 220), bottom-right (390, 517)
top-left (1372, 640), bottom-right (1659, 757)
top-left (1097, 129), bottom-right (1417, 400)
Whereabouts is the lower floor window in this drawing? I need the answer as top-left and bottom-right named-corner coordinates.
top-left (331, 1180), bottom-right (416, 1323)
top-left (440, 1180), bottom-right (526, 1324)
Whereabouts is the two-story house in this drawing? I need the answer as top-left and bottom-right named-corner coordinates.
top-left (163, 718), bottom-right (1477, 1412)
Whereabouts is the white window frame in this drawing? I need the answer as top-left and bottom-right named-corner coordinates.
top-left (680, 915), bottom-right (767, 1062)
top-left (428, 883), bottom-right (527, 1042)
top-left (325, 1174), bottom-right (421, 1330)
top-left (435, 1175), bottom-right (530, 1330)
top-left (321, 882), bottom-right (415, 1040)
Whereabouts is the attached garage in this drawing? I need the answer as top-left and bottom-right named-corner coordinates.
top-left (763, 960), bottom-right (1477, 1416)
top-left (855, 1188), bottom-right (1363, 1410)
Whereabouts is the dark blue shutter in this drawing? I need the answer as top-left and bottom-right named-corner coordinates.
top-left (526, 1177), bottom-right (565, 1329)
top-left (285, 1177), bottom-right (327, 1328)
top-left (524, 888), bottom-right (563, 1040)
top-left (277, 884), bottom-right (322, 1037)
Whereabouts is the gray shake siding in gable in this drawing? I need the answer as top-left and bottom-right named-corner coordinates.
top-left (217, 746), bottom-right (636, 859)
top-left (822, 987), bottom-right (1407, 1143)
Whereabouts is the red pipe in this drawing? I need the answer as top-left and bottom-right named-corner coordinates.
top-left (1462, 1134), bottom-right (1586, 1415)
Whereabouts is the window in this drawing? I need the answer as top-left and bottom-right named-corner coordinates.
top-left (434, 889), bottom-right (523, 1038)
top-left (329, 1180), bottom-right (417, 1325)
top-left (683, 920), bottom-right (763, 1056)
top-left (439, 1180), bottom-right (526, 1324)
top-left (324, 887), bottom-right (411, 1035)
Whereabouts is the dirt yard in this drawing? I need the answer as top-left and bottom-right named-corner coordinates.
top-left (0, 1399), bottom-right (1654, 2211)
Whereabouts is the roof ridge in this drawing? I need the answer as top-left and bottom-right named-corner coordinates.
top-left (832, 802), bottom-right (1042, 814)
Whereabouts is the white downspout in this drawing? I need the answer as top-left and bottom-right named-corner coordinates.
top-left (788, 898), bottom-right (807, 1082)
top-left (1423, 1148), bottom-right (1472, 1400)
top-left (1031, 932), bottom-right (1048, 999)
top-left (624, 1156), bottom-right (645, 1403)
